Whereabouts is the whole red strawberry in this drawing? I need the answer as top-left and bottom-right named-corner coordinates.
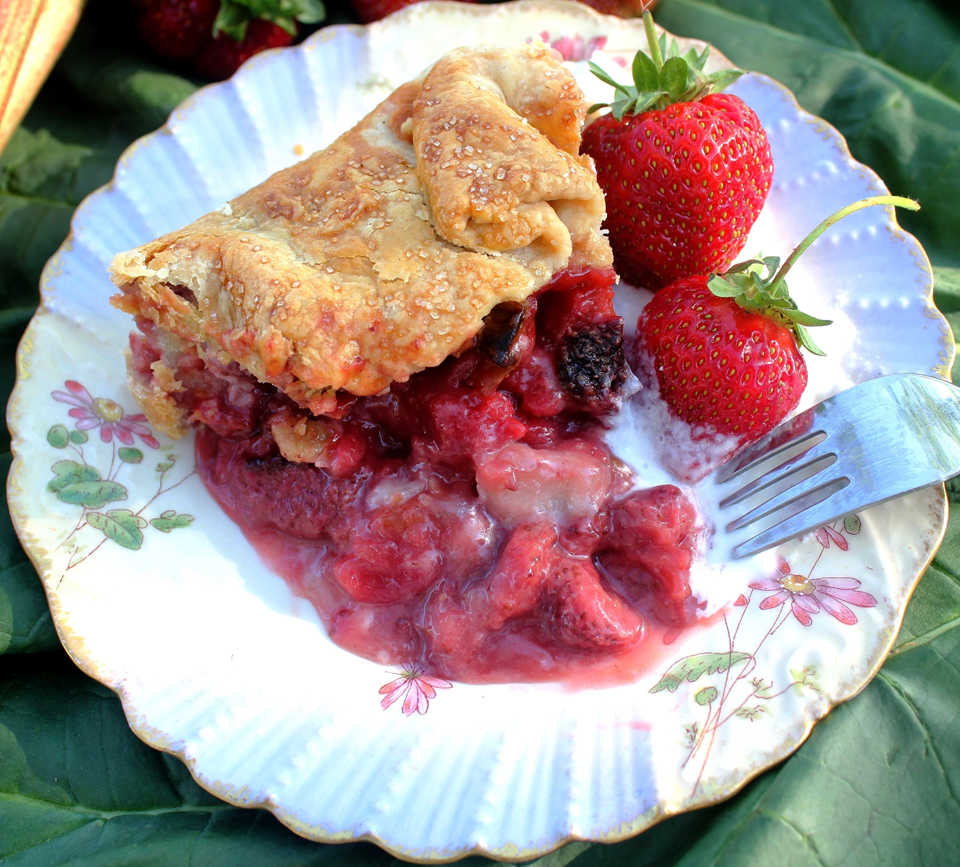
top-left (134, 1), bottom-right (326, 80)
top-left (581, 12), bottom-right (773, 290)
top-left (136, 0), bottom-right (219, 63)
top-left (351, 0), bottom-right (474, 25)
top-left (636, 195), bottom-right (920, 441)
top-left (195, 18), bottom-right (293, 79)
top-left (638, 275), bottom-right (809, 441)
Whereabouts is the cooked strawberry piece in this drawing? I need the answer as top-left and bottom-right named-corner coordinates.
top-left (329, 608), bottom-right (421, 664)
top-left (536, 267), bottom-right (619, 337)
top-left (426, 389), bottom-right (527, 464)
top-left (268, 409), bottom-right (369, 477)
top-left (421, 588), bottom-right (486, 675)
top-left (475, 441), bottom-right (612, 529)
top-left (334, 498), bottom-right (443, 603)
top-left (542, 557), bottom-right (643, 649)
top-left (477, 523), bottom-right (558, 629)
top-left (195, 427), bottom-right (371, 540)
top-left (477, 301), bottom-right (533, 369)
top-left (599, 486), bottom-right (698, 625)
top-left (503, 348), bottom-right (569, 418)
top-left (557, 321), bottom-right (626, 410)
top-left (504, 266), bottom-right (625, 415)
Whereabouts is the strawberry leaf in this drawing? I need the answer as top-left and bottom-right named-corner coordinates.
top-left (589, 11), bottom-right (743, 117)
top-left (778, 308), bottom-right (833, 327)
top-left (662, 56), bottom-right (689, 94)
top-left (213, 3), bottom-right (250, 41)
top-left (710, 69), bottom-right (747, 92)
top-left (706, 274), bottom-right (745, 297)
top-left (708, 256), bottom-right (832, 356)
top-left (632, 51), bottom-right (660, 92)
top-left (588, 61), bottom-right (629, 93)
top-left (795, 324), bottom-right (826, 356)
top-left (213, 0), bottom-right (326, 42)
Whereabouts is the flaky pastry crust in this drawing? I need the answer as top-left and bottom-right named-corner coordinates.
top-left (111, 43), bottom-right (612, 430)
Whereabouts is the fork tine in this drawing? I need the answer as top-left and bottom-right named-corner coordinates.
top-left (722, 451), bottom-right (839, 521)
top-left (730, 478), bottom-right (852, 559)
top-left (714, 407), bottom-right (820, 484)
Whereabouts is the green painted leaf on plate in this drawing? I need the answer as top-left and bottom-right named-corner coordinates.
top-left (85, 510), bottom-right (145, 550)
top-left (695, 686), bottom-right (719, 706)
top-left (650, 652), bottom-right (752, 693)
top-left (46, 460), bottom-right (98, 493)
top-left (55, 480), bottom-right (126, 509)
top-left (149, 512), bottom-right (193, 533)
top-left (45, 425), bottom-right (68, 448)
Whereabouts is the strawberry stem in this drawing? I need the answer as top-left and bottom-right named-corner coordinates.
top-left (644, 12), bottom-right (663, 69)
top-left (770, 195), bottom-right (920, 289)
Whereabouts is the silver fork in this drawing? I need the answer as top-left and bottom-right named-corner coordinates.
top-left (706, 373), bottom-right (960, 560)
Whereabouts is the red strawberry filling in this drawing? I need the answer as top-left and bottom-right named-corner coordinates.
top-left (130, 267), bottom-right (702, 682)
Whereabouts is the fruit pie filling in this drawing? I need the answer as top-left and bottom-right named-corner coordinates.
top-left (130, 268), bottom-right (702, 682)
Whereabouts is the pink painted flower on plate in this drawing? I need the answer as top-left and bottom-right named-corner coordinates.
top-left (749, 560), bottom-right (877, 627)
top-left (379, 665), bottom-right (452, 716)
top-left (536, 31), bottom-right (607, 62)
top-left (815, 524), bottom-right (848, 551)
top-left (52, 380), bottom-right (159, 448)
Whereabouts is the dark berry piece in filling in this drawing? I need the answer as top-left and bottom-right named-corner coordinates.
top-left (478, 301), bottom-right (531, 368)
top-left (557, 321), bottom-right (627, 409)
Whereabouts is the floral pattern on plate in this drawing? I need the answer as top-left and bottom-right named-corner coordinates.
top-left (652, 518), bottom-right (878, 796)
top-left (45, 380), bottom-right (194, 571)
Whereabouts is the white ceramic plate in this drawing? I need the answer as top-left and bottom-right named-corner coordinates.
top-left (7, 1), bottom-right (953, 860)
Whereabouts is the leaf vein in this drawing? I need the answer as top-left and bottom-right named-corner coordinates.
top-left (820, 0), bottom-right (864, 52)
top-left (875, 671), bottom-right (960, 807)
top-left (755, 808), bottom-right (828, 864)
top-left (890, 614), bottom-right (960, 657)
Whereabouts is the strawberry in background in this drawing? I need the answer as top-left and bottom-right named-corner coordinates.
top-left (582, 11), bottom-right (773, 290)
top-left (133, 0), bottom-right (326, 79)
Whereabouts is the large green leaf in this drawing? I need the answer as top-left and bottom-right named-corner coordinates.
top-left (0, 455), bottom-right (58, 655)
top-left (2, 0), bottom-right (960, 863)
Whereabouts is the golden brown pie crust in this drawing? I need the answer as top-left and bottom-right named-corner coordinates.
top-left (110, 43), bottom-right (612, 432)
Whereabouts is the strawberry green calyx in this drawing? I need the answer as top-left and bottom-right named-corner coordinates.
top-left (214, 0), bottom-right (325, 41)
top-left (708, 194), bottom-right (921, 356)
top-left (588, 11), bottom-right (743, 119)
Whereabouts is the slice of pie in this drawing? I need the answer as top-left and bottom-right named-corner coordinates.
top-left (111, 44), bottom-right (700, 683)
